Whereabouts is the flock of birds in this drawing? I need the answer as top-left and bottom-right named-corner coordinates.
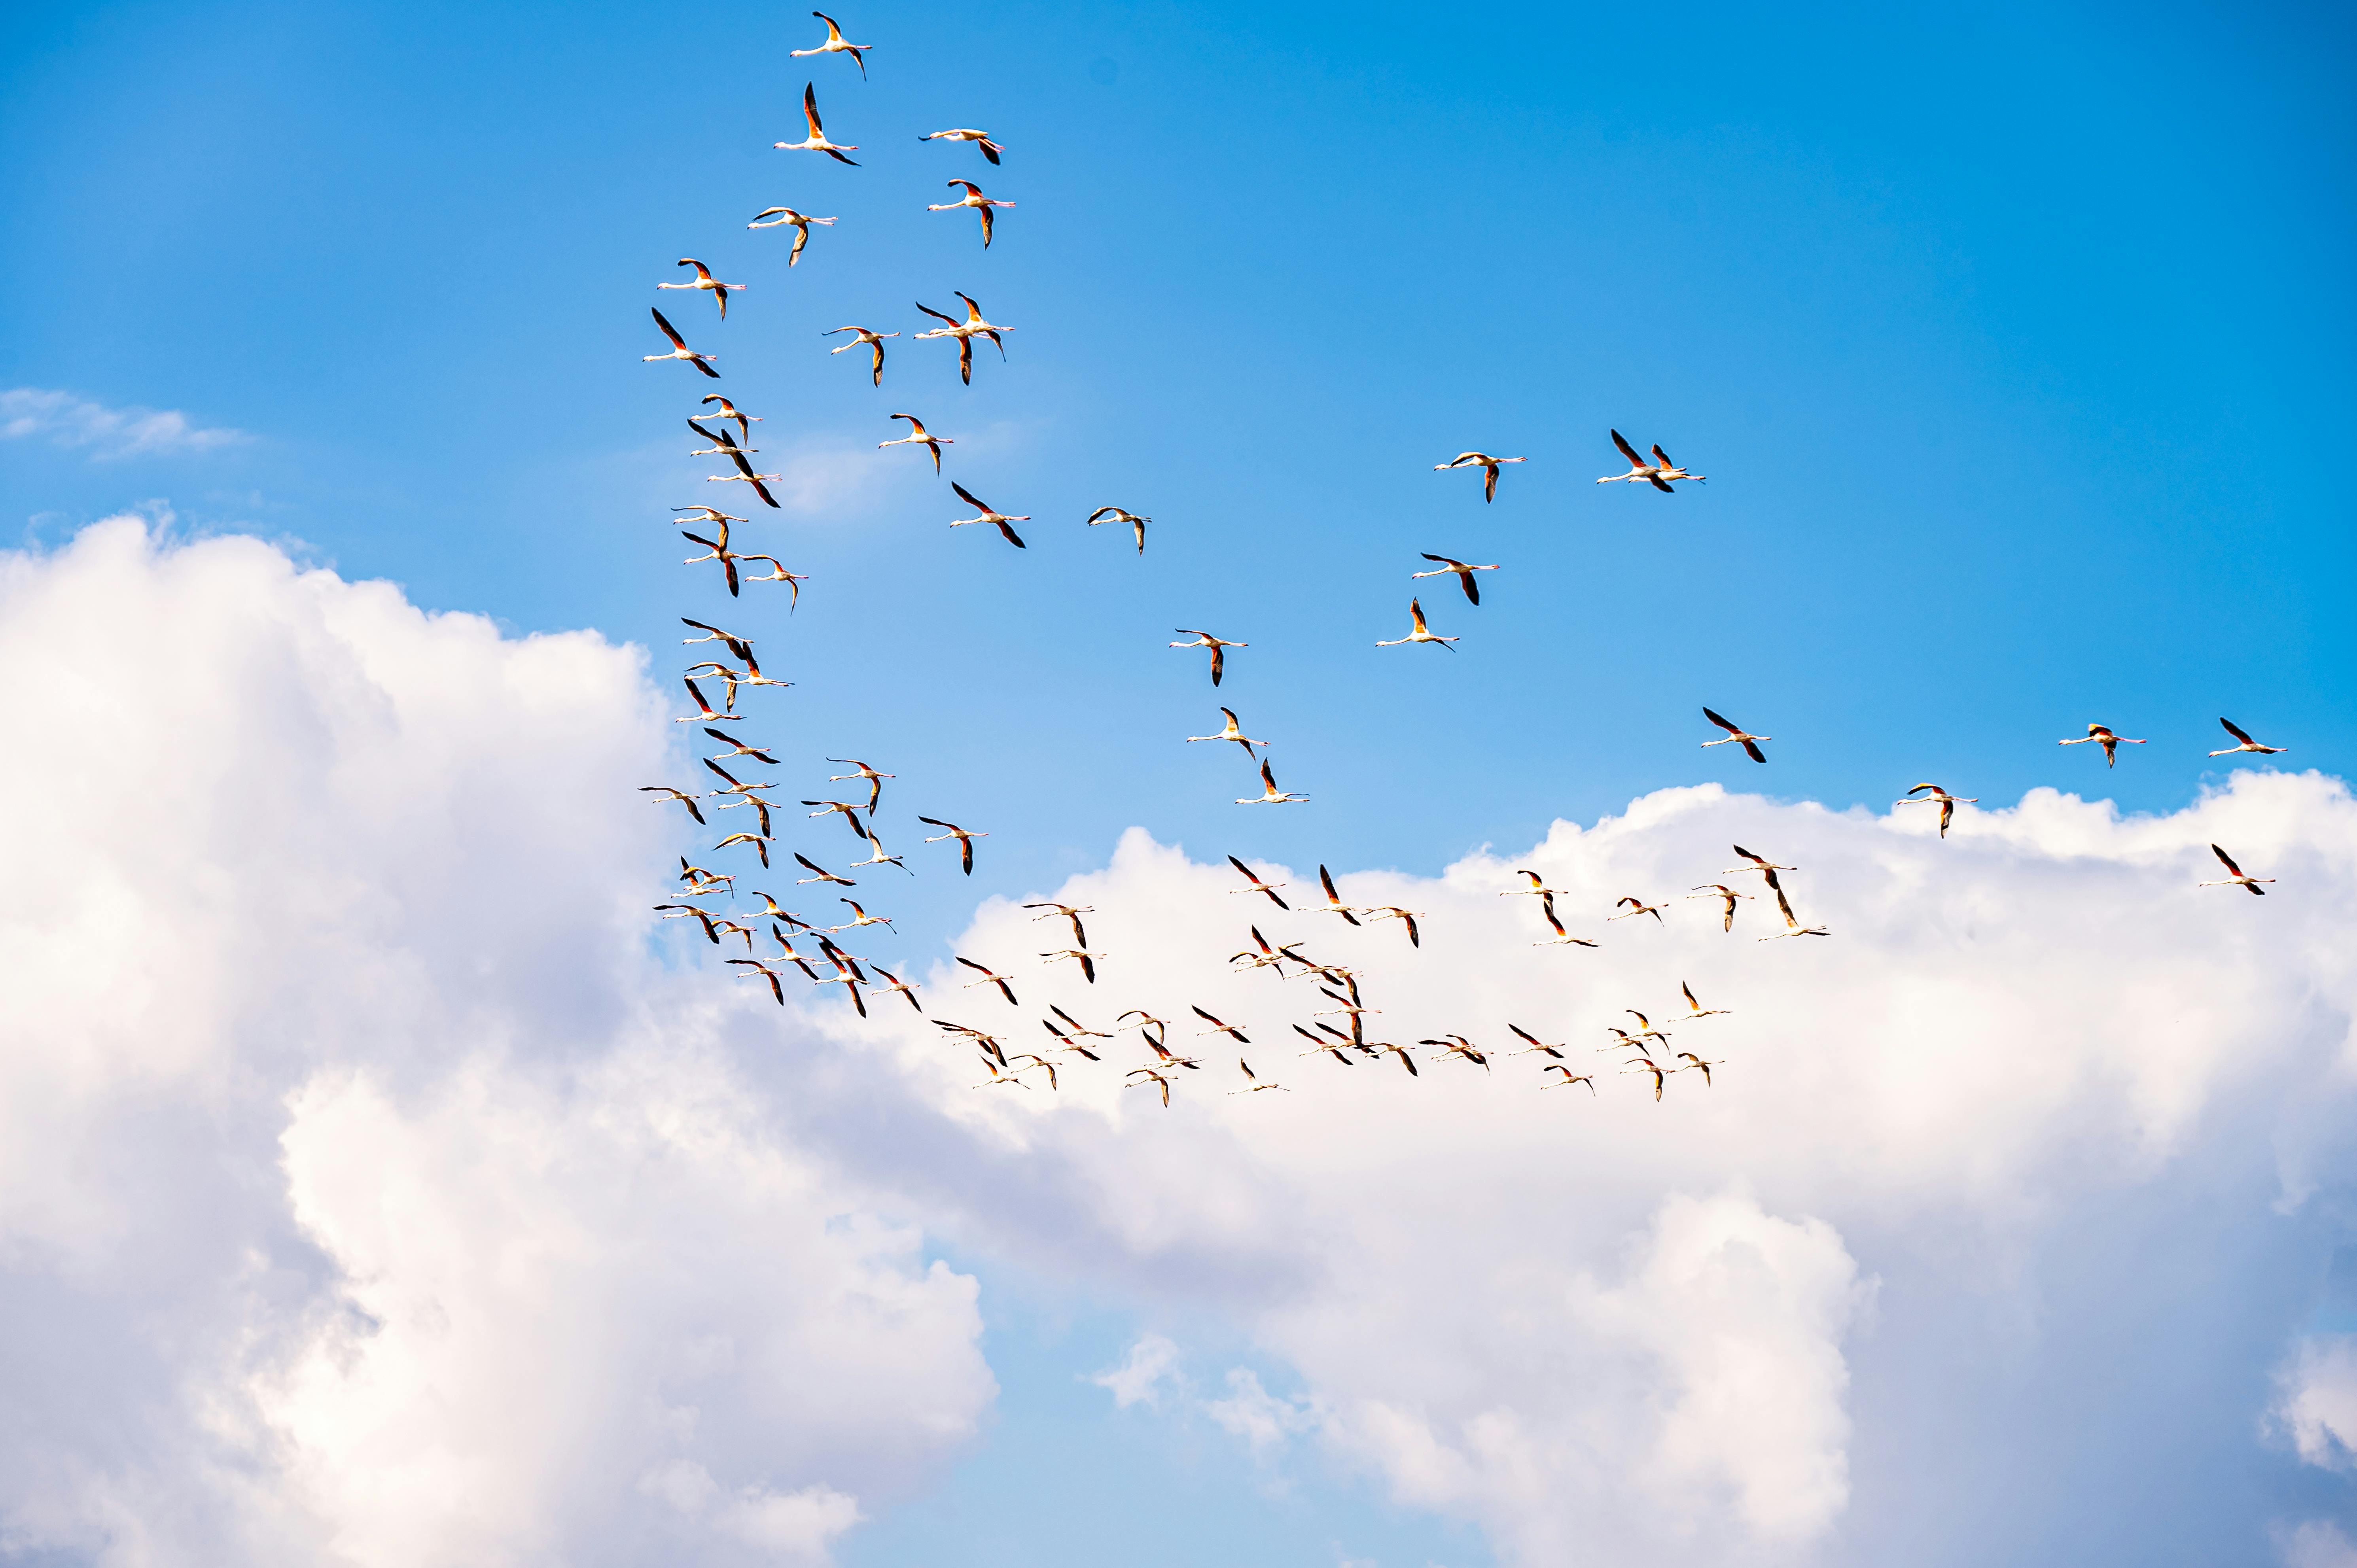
top-left (635, 16), bottom-right (2292, 1109)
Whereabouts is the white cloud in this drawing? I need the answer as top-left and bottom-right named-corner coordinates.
top-left (0, 387), bottom-right (248, 459)
top-left (0, 518), bottom-right (990, 1564)
top-left (1204, 1367), bottom-right (1315, 1458)
top-left (842, 772), bottom-right (2357, 1565)
top-left (1092, 1331), bottom-right (1182, 1409)
top-left (2281, 1518), bottom-right (2357, 1568)
top-left (2277, 1336), bottom-right (2357, 1470)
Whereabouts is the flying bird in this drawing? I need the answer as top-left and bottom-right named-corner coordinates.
top-left (1542, 1065), bottom-right (1598, 1094)
top-left (919, 127), bottom-right (1003, 164)
top-left (956, 957), bottom-right (1020, 1005)
top-left (687, 418), bottom-right (779, 508)
top-left (949, 481), bottom-right (1029, 547)
top-left (1191, 1006), bottom-right (1249, 1044)
top-left (698, 396), bottom-right (760, 442)
top-left (1187, 707), bottom-right (1265, 758)
top-left (1363, 905), bottom-right (1421, 948)
top-left (793, 852), bottom-right (856, 887)
top-left (1226, 855), bottom-right (1290, 908)
top-left (1170, 630), bottom-right (1246, 686)
top-left (2197, 843), bottom-right (2275, 895)
top-left (713, 831), bottom-right (771, 868)
top-left (657, 259), bottom-right (742, 319)
top-left (1126, 1068), bottom-right (1173, 1107)
top-left (775, 83), bottom-right (860, 163)
top-left (1237, 758), bottom-right (1308, 805)
top-left (1596, 431), bottom-right (1702, 490)
top-left (826, 758), bottom-right (894, 811)
top-left (2210, 718), bottom-right (2286, 758)
top-left (1376, 597), bottom-right (1457, 650)
top-left (1315, 864), bottom-right (1361, 926)
top-left (791, 10), bottom-right (871, 76)
top-left (1609, 896), bottom-right (1666, 923)
top-left (1040, 948), bottom-right (1104, 983)
top-left (2059, 724), bottom-right (2146, 767)
top-left (918, 817), bottom-right (986, 874)
top-left (638, 786), bottom-right (706, 825)
top-left (1700, 707), bottom-right (1769, 763)
top-left (1085, 506), bottom-right (1149, 554)
top-left (825, 325), bottom-right (898, 386)
top-left (912, 292), bottom-right (1007, 384)
top-left (644, 308), bottom-right (719, 377)
top-left (676, 677), bottom-right (743, 724)
top-left (877, 411), bottom-right (947, 468)
top-left (748, 206), bottom-right (837, 265)
top-left (1680, 981), bottom-right (1730, 1018)
top-left (1410, 554), bottom-right (1497, 605)
top-left (928, 180), bottom-right (1015, 246)
top-left (1534, 902), bottom-right (1601, 948)
top-left (1896, 782), bottom-right (1978, 838)
top-left (1506, 1024), bottom-right (1565, 1060)
top-left (1433, 451), bottom-right (1524, 502)
top-left (1022, 902), bottom-right (1091, 945)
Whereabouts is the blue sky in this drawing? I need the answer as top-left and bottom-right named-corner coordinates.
top-left (7, 2), bottom-right (2357, 1562)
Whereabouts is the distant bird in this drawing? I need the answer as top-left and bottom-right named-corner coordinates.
top-left (1534, 902), bottom-right (1601, 948)
top-left (714, 831), bottom-right (772, 869)
top-left (676, 677), bottom-right (743, 724)
top-left (848, 828), bottom-right (908, 873)
top-left (1363, 906), bottom-right (1421, 948)
top-left (1039, 947), bottom-right (1102, 982)
top-left (638, 785), bottom-right (707, 825)
top-left (705, 727), bottom-right (779, 766)
top-left (1170, 630), bottom-right (1246, 686)
top-left (680, 528), bottom-right (750, 596)
top-left (1424, 1035), bottom-right (1490, 1071)
top-left (698, 396), bottom-right (761, 442)
top-left (920, 127), bottom-right (1003, 164)
top-left (1086, 506), bottom-right (1149, 554)
top-left (1376, 598), bottom-right (1457, 650)
top-left (791, 11), bottom-right (871, 76)
top-left (1542, 1065), bottom-right (1596, 1094)
top-left (1895, 782), bottom-right (1978, 838)
top-left (1191, 1006), bottom-right (1249, 1044)
top-left (1022, 902), bottom-right (1092, 946)
top-left (1757, 890), bottom-right (1831, 941)
top-left (669, 508), bottom-right (746, 533)
top-left (1315, 864), bottom-right (1361, 926)
top-left (644, 308), bottom-right (719, 377)
top-left (1502, 869), bottom-right (1562, 898)
top-left (1609, 896), bottom-right (1666, 923)
top-left (1506, 1024), bottom-right (1565, 1060)
top-left (1675, 1052), bottom-right (1718, 1086)
top-left (793, 851), bottom-right (856, 887)
top-left (1126, 1068), bottom-right (1173, 1107)
top-left (957, 957), bottom-right (1020, 1005)
top-left (1187, 707), bottom-right (1266, 758)
top-left (687, 418), bottom-right (779, 508)
top-left (775, 83), bottom-right (860, 163)
top-left (1596, 430), bottom-right (1701, 491)
top-left (1410, 554), bottom-right (1497, 605)
top-left (657, 259), bottom-right (742, 319)
top-left (826, 758), bottom-right (894, 811)
top-left (1700, 707), bottom-right (1769, 763)
top-left (1627, 1057), bottom-right (1667, 1101)
top-left (748, 206), bottom-right (837, 265)
top-left (727, 958), bottom-right (790, 1006)
top-left (825, 325), bottom-right (898, 387)
top-left (1679, 980), bottom-right (1730, 1018)
top-left (918, 816), bottom-right (986, 874)
top-left (1433, 451), bottom-right (1524, 502)
top-left (878, 411), bottom-right (947, 468)
top-left (928, 180), bottom-right (1014, 246)
top-left (1237, 758), bottom-right (1309, 805)
top-left (2210, 717), bottom-right (2286, 758)
top-left (2197, 843), bottom-right (2274, 895)
top-left (1648, 443), bottom-right (1704, 484)
top-left (1376, 1042), bottom-right (1420, 1077)
top-left (803, 798), bottom-right (872, 840)
top-left (1685, 885), bottom-right (1752, 932)
top-left (913, 292), bottom-right (1007, 384)
top-left (827, 899), bottom-right (893, 934)
top-left (1226, 855), bottom-right (1290, 908)
top-left (1726, 845), bottom-right (1796, 893)
top-left (2059, 724), bottom-right (2146, 767)
top-left (949, 481), bottom-right (1028, 547)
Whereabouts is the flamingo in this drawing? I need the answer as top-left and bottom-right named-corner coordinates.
top-left (948, 481), bottom-right (1028, 547)
top-left (644, 308), bottom-right (719, 377)
top-left (1170, 630), bottom-right (1246, 686)
top-left (956, 957), bottom-right (1020, 1005)
top-left (774, 83), bottom-right (859, 164)
top-left (824, 325), bottom-right (897, 387)
top-left (2059, 724), bottom-right (2146, 767)
top-left (1315, 864), bottom-right (1361, 926)
top-left (1543, 1065), bottom-right (1598, 1094)
top-left (1609, 896), bottom-right (1666, 923)
top-left (1433, 451), bottom-right (1524, 502)
top-left (877, 411), bottom-right (947, 468)
top-left (1680, 981), bottom-right (1730, 1018)
top-left (638, 786), bottom-right (706, 825)
top-left (1226, 855), bottom-right (1289, 908)
top-left (1700, 707), bottom-right (1769, 763)
top-left (927, 180), bottom-right (1014, 247)
top-left (917, 816), bottom-right (986, 874)
top-left (1376, 597), bottom-right (1457, 649)
top-left (1685, 885), bottom-right (1752, 932)
top-left (2210, 718), bottom-right (2286, 758)
top-left (748, 206), bottom-right (837, 265)
top-left (826, 758), bottom-right (894, 811)
top-left (1187, 707), bottom-right (1265, 758)
top-left (790, 11), bottom-right (871, 76)
top-left (1237, 759), bottom-right (1308, 805)
top-left (912, 291), bottom-right (1007, 384)
top-left (2197, 844), bottom-right (2275, 895)
top-left (1896, 782), bottom-right (1978, 838)
top-left (697, 396), bottom-right (760, 442)
top-left (919, 127), bottom-right (1003, 164)
top-left (1086, 506), bottom-right (1149, 554)
top-left (656, 259), bottom-right (742, 319)
top-left (1410, 554), bottom-right (1496, 605)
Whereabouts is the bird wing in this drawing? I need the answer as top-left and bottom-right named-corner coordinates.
top-left (915, 301), bottom-right (961, 326)
top-left (956, 291), bottom-right (984, 322)
top-left (803, 82), bottom-right (825, 136)
top-left (1651, 444), bottom-right (1676, 467)
top-left (2211, 843), bottom-right (2245, 876)
top-left (1611, 429), bottom-right (1644, 465)
top-left (651, 308), bottom-right (688, 349)
top-left (951, 480), bottom-right (984, 510)
top-left (1702, 707), bottom-right (1741, 735)
top-left (2220, 717), bottom-right (2256, 746)
top-left (1740, 739), bottom-right (1766, 764)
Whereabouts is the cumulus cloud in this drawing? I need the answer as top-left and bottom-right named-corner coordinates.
top-left (2278, 1337), bottom-right (2357, 1470)
top-left (838, 772), bottom-right (2357, 1565)
top-left (1092, 1332), bottom-right (1182, 1409)
top-left (0, 387), bottom-right (248, 459)
top-left (0, 518), bottom-right (990, 1565)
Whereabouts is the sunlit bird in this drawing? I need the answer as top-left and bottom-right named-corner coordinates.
top-left (1433, 450), bottom-right (1524, 502)
top-left (949, 481), bottom-right (1028, 547)
top-left (774, 83), bottom-right (860, 163)
top-left (928, 180), bottom-right (1014, 246)
top-left (1315, 864), bottom-right (1361, 926)
top-left (877, 411), bottom-right (947, 468)
top-left (644, 308), bottom-right (719, 377)
top-left (2210, 717), bottom-right (2286, 758)
top-left (1609, 896), bottom-right (1666, 924)
top-left (1086, 506), bottom-right (1149, 554)
top-left (1700, 707), bottom-right (1769, 763)
top-left (918, 816), bottom-right (986, 874)
top-left (1896, 782), bottom-right (1978, 838)
top-left (1410, 554), bottom-right (1497, 605)
top-left (1506, 1023), bottom-right (1566, 1060)
top-left (956, 956), bottom-right (1020, 1005)
top-left (1187, 707), bottom-right (1266, 758)
top-left (1237, 758), bottom-right (1308, 805)
top-left (638, 785), bottom-right (706, 825)
top-left (1680, 981), bottom-right (1731, 1018)
top-left (1226, 855), bottom-right (1289, 908)
top-left (920, 127), bottom-right (1003, 164)
top-left (1685, 885), bottom-right (1752, 932)
top-left (1171, 629), bottom-right (1246, 686)
top-left (657, 258), bottom-right (742, 319)
top-left (827, 758), bottom-right (894, 811)
top-left (748, 206), bottom-right (837, 265)
top-left (791, 11), bottom-right (871, 76)
top-left (913, 291), bottom-right (1008, 384)
top-left (2059, 723), bottom-right (2146, 767)
top-left (698, 396), bottom-right (761, 442)
top-left (825, 325), bottom-right (898, 386)
top-left (1542, 1065), bottom-right (1597, 1094)
top-left (1376, 597), bottom-right (1457, 650)
top-left (2197, 843), bottom-right (2275, 895)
